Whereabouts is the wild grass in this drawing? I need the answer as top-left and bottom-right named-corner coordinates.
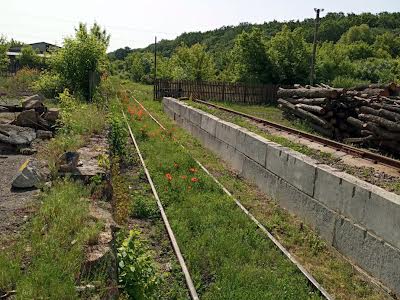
top-left (123, 100), bottom-right (322, 299)
top-left (124, 82), bottom-right (390, 300)
top-left (0, 180), bottom-right (102, 298)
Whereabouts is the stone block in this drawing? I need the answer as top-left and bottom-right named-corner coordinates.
top-left (236, 130), bottom-right (269, 166)
top-left (364, 188), bottom-right (400, 250)
top-left (200, 113), bottom-right (219, 136)
top-left (265, 144), bottom-right (316, 196)
top-left (241, 156), bottom-right (278, 199)
top-left (189, 108), bottom-right (203, 127)
top-left (215, 120), bottom-right (241, 147)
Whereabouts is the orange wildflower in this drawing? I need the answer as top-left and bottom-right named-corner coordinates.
top-left (165, 173), bottom-right (173, 181)
top-left (191, 177), bottom-right (199, 183)
top-left (189, 168), bottom-right (197, 173)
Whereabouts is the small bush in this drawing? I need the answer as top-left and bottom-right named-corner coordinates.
top-left (4, 68), bottom-right (40, 96)
top-left (109, 113), bottom-right (127, 157)
top-left (331, 76), bottom-right (370, 88)
top-left (33, 72), bottom-right (64, 98)
top-left (132, 194), bottom-right (159, 219)
top-left (57, 88), bottom-right (106, 135)
top-left (117, 230), bottom-right (161, 299)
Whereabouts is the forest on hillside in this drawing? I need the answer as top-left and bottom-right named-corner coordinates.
top-left (109, 12), bottom-right (400, 87)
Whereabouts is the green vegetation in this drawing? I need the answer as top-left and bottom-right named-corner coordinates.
top-left (121, 97), bottom-right (322, 299)
top-left (0, 180), bottom-right (103, 299)
top-left (110, 12), bottom-right (400, 85)
top-left (123, 82), bottom-right (389, 299)
top-left (18, 45), bottom-right (44, 69)
top-left (0, 36), bottom-right (9, 73)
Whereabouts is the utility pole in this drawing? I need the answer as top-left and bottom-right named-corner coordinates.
top-left (154, 36), bottom-right (157, 100)
top-left (310, 8), bottom-right (324, 85)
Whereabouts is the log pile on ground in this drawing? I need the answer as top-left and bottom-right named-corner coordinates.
top-left (0, 94), bottom-right (59, 153)
top-left (277, 83), bottom-right (400, 153)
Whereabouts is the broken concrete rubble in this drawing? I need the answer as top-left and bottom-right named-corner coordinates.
top-left (13, 109), bottom-right (49, 130)
top-left (0, 124), bottom-right (36, 145)
top-left (12, 160), bottom-right (42, 189)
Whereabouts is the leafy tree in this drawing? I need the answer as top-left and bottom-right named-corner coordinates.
top-left (373, 32), bottom-right (400, 58)
top-left (230, 28), bottom-right (273, 83)
top-left (18, 45), bottom-right (42, 69)
top-left (316, 42), bottom-right (354, 83)
top-left (339, 24), bottom-right (374, 44)
top-left (50, 23), bottom-right (109, 100)
top-left (268, 26), bottom-right (311, 84)
top-left (0, 36), bottom-right (9, 73)
top-left (169, 43), bottom-right (216, 81)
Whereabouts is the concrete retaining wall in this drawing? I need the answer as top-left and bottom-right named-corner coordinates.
top-left (163, 97), bottom-right (400, 295)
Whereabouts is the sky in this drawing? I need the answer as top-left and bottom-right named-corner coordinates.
top-left (1, 0), bottom-right (400, 51)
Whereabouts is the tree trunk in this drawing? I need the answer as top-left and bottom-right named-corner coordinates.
top-left (277, 88), bottom-right (341, 99)
top-left (364, 122), bottom-right (400, 140)
top-left (285, 98), bottom-right (327, 105)
top-left (346, 117), bottom-right (365, 129)
top-left (358, 114), bottom-right (400, 132)
top-left (295, 104), bottom-right (326, 115)
top-left (278, 99), bottom-right (331, 128)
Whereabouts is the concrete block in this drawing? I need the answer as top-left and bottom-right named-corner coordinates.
top-left (177, 102), bottom-right (190, 120)
top-left (220, 142), bottom-right (245, 174)
top-left (189, 108), bottom-right (203, 127)
top-left (265, 144), bottom-right (316, 196)
top-left (236, 130), bottom-right (269, 166)
top-left (163, 105), bottom-right (175, 120)
top-left (241, 156), bottom-right (278, 199)
top-left (314, 165), bottom-right (348, 212)
top-left (275, 179), bottom-right (337, 244)
top-left (333, 217), bottom-right (400, 295)
top-left (215, 120), bottom-right (242, 147)
top-left (364, 189), bottom-right (400, 250)
top-left (333, 218), bottom-right (382, 277)
top-left (200, 113), bottom-right (219, 136)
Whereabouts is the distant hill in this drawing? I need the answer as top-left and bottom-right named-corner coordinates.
top-left (109, 11), bottom-right (400, 61)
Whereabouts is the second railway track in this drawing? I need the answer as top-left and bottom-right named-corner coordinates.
top-left (192, 99), bottom-right (400, 173)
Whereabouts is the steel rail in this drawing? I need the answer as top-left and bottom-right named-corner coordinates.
top-left (131, 96), bottom-right (334, 300)
top-left (193, 99), bottom-right (400, 172)
top-left (122, 110), bottom-right (199, 300)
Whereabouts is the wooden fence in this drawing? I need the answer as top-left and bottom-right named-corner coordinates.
top-left (154, 80), bottom-right (280, 104)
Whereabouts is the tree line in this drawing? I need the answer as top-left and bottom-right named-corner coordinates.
top-left (109, 12), bottom-right (400, 87)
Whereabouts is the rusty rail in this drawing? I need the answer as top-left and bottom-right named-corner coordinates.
top-left (193, 99), bottom-right (400, 172)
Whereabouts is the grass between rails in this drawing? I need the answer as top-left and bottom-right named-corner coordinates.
top-left (123, 82), bottom-right (390, 300)
top-left (120, 97), bottom-right (322, 299)
top-left (109, 100), bottom-right (189, 299)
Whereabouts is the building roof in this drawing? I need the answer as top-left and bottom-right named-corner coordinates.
top-left (9, 42), bottom-right (60, 54)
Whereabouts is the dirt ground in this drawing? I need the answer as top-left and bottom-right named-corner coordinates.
top-left (0, 154), bottom-right (38, 248)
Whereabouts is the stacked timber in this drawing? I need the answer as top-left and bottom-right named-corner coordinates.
top-left (277, 83), bottom-right (400, 153)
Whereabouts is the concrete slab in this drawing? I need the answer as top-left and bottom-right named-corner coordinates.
top-left (200, 113), bottom-right (219, 136)
top-left (236, 130), bottom-right (269, 166)
top-left (364, 189), bottom-right (400, 250)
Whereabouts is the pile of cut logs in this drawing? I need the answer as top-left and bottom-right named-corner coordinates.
top-left (277, 83), bottom-right (400, 153)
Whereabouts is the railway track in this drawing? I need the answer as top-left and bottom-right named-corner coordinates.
top-left (122, 110), bottom-right (199, 300)
top-left (193, 99), bottom-right (400, 173)
top-left (127, 95), bottom-right (333, 299)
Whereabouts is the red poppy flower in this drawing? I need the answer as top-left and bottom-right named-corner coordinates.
top-left (189, 168), bottom-right (197, 173)
top-left (191, 177), bottom-right (198, 183)
top-left (165, 173), bottom-right (173, 181)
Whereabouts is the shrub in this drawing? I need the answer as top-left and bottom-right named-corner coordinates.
top-left (50, 23), bottom-right (109, 101)
top-left (4, 68), bottom-right (40, 96)
top-left (117, 230), bottom-right (161, 299)
top-left (33, 71), bottom-right (64, 98)
top-left (109, 113), bottom-right (127, 157)
top-left (331, 76), bottom-right (370, 88)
